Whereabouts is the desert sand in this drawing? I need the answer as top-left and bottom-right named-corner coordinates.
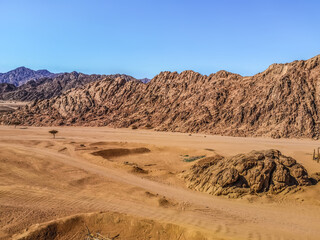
top-left (1, 126), bottom-right (320, 239)
top-left (0, 101), bottom-right (27, 113)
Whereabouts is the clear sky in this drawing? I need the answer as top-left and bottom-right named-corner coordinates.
top-left (0, 0), bottom-right (319, 79)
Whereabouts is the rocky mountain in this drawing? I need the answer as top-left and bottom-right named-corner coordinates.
top-left (0, 72), bottom-right (138, 101)
top-left (139, 78), bottom-right (151, 84)
top-left (1, 55), bottom-right (320, 138)
top-left (0, 83), bottom-right (16, 96)
top-left (0, 67), bottom-right (55, 86)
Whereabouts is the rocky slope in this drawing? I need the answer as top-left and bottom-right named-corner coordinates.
top-left (1, 55), bottom-right (320, 138)
top-left (0, 83), bottom-right (16, 96)
top-left (0, 67), bottom-right (55, 86)
top-left (0, 72), bottom-right (139, 101)
top-left (183, 150), bottom-right (313, 197)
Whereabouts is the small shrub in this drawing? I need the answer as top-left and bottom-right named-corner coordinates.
top-left (183, 155), bottom-right (206, 162)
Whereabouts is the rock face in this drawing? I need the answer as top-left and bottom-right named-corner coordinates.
top-left (183, 150), bottom-right (312, 197)
top-left (0, 67), bottom-right (55, 86)
top-left (1, 55), bottom-right (320, 138)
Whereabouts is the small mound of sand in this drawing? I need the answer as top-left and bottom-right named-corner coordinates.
top-left (183, 150), bottom-right (314, 197)
top-left (145, 191), bottom-right (158, 198)
top-left (58, 147), bottom-right (67, 152)
top-left (68, 176), bottom-right (100, 187)
top-left (13, 212), bottom-right (209, 240)
top-left (91, 147), bottom-right (150, 159)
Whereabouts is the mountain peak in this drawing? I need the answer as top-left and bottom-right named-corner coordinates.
top-left (0, 67), bottom-right (55, 86)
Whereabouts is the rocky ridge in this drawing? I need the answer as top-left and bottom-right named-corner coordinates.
top-left (1, 55), bottom-right (320, 138)
top-left (0, 72), bottom-right (140, 102)
top-left (0, 67), bottom-right (55, 86)
top-left (0, 83), bottom-right (16, 96)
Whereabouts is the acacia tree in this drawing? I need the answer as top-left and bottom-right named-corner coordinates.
top-left (49, 130), bottom-right (58, 139)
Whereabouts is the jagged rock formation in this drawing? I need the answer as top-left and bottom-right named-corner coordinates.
top-left (0, 72), bottom-right (138, 101)
top-left (1, 55), bottom-right (320, 138)
top-left (0, 67), bottom-right (55, 86)
top-left (183, 150), bottom-right (312, 197)
top-left (0, 72), bottom-right (104, 101)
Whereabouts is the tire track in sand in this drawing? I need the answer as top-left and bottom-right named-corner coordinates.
top-left (1, 142), bottom-right (319, 240)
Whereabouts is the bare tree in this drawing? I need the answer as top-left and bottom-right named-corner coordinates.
top-left (49, 130), bottom-right (58, 139)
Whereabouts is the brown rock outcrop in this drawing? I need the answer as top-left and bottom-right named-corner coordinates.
top-left (1, 55), bottom-right (320, 138)
top-left (183, 150), bottom-right (312, 197)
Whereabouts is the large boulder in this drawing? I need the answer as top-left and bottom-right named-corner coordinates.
top-left (183, 150), bottom-right (313, 197)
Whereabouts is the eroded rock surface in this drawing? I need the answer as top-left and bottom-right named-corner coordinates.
top-left (183, 150), bottom-right (312, 197)
top-left (0, 71), bottom-right (142, 102)
top-left (2, 55), bottom-right (320, 138)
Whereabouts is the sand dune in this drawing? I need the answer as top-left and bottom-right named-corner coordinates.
top-left (1, 126), bottom-right (320, 239)
top-left (13, 212), bottom-right (209, 240)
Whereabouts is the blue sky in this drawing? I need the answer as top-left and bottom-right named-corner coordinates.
top-left (0, 0), bottom-right (319, 78)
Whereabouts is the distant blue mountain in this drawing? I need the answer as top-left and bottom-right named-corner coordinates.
top-left (0, 66), bottom-right (55, 86)
top-left (139, 78), bottom-right (151, 83)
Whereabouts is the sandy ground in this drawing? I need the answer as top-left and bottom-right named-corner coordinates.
top-left (1, 126), bottom-right (320, 239)
top-left (0, 101), bottom-right (28, 113)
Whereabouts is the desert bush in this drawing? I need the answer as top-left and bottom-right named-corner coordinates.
top-left (183, 155), bottom-right (206, 162)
